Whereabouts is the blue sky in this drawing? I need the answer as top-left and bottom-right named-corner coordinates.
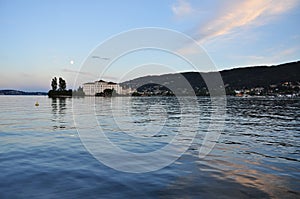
top-left (1, 0), bottom-right (299, 91)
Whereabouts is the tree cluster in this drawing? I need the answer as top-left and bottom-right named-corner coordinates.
top-left (72, 86), bottom-right (85, 97)
top-left (51, 77), bottom-right (67, 91)
top-left (95, 88), bottom-right (116, 97)
top-left (48, 77), bottom-right (72, 97)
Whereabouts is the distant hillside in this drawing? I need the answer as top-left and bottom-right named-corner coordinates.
top-left (220, 61), bottom-right (299, 88)
top-left (0, 90), bottom-right (47, 95)
top-left (121, 61), bottom-right (300, 95)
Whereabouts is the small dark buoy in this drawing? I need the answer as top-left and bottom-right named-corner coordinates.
top-left (35, 102), bottom-right (39, 106)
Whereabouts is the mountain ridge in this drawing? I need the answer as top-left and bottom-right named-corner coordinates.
top-left (121, 60), bottom-right (300, 96)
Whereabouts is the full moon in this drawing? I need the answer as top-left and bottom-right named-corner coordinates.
top-left (70, 60), bottom-right (74, 65)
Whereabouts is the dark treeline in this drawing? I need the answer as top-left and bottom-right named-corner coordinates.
top-left (48, 77), bottom-right (84, 97)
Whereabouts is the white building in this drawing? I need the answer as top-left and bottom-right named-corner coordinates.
top-left (83, 80), bottom-right (133, 96)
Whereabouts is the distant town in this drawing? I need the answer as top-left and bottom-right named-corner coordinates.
top-left (227, 81), bottom-right (299, 97)
top-left (121, 80), bottom-right (300, 97)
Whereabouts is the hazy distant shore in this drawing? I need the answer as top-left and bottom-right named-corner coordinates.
top-left (0, 90), bottom-right (47, 96)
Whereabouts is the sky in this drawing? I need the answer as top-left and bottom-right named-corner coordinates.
top-left (1, 0), bottom-right (299, 91)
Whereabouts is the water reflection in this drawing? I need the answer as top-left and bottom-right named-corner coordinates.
top-left (1, 96), bottom-right (299, 198)
top-left (58, 97), bottom-right (66, 115)
top-left (51, 97), bottom-right (67, 130)
top-left (51, 98), bottom-right (57, 115)
top-left (159, 157), bottom-right (272, 198)
top-left (129, 97), bottom-right (180, 129)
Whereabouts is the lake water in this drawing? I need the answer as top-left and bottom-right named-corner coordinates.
top-left (0, 96), bottom-right (299, 198)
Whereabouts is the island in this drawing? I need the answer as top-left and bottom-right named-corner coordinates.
top-left (48, 77), bottom-right (84, 98)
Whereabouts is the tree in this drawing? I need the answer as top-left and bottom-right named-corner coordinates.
top-left (59, 77), bottom-right (66, 91)
top-left (48, 77), bottom-right (72, 97)
top-left (51, 77), bottom-right (57, 91)
top-left (77, 86), bottom-right (83, 92)
top-left (103, 88), bottom-right (113, 97)
top-left (73, 86), bottom-right (85, 97)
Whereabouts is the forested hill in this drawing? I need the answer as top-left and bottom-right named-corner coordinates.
top-left (121, 61), bottom-right (300, 92)
top-left (219, 61), bottom-right (299, 88)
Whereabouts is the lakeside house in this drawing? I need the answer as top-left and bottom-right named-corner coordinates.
top-left (83, 80), bottom-right (133, 96)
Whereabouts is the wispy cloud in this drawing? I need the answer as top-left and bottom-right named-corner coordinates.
top-left (197, 0), bottom-right (299, 43)
top-left (272, 47), bottom-right (299, 62)
top-left (172, 0), bottom-right (193, 17)
top-left (278, 47), bottom-right (298, 57)
top-left (176, 0), bottom-right (299, 56)
top-left (62, 68), bottom-right (97, 78)
top-left (62, 68), bottom-right (119, 82)
top-left (230, 46), bottom-right (299, 66)
top-left (20, 72), bottom-right (33, 78)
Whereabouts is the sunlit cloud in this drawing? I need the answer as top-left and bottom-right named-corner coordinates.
top-left (177, 43), bottom-right (199, 55)
top-left (197, 0), bottom-right (299, 43)
top-left (177, 0), bottom-right (299, 56)
top-left (172, 0), bottom-right (193, 17)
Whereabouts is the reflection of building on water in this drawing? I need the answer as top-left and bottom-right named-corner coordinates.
top-left (83, 80), bottom-right (134, 96)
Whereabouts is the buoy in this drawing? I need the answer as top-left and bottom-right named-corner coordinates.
top-left (35, 102), bottom-right (39, 106)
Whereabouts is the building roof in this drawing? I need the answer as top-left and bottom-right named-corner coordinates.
top-left (83, 80), bottom-right (118, 85)
top-left (108, 82), bottom-right (117, 85)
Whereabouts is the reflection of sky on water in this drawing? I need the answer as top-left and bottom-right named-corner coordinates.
top-left (161, 150), bottom-right (298, 198)
top-left (0, 96), bottom-right (299, 198)
top-left (160, 97), bottom-right (300, 198)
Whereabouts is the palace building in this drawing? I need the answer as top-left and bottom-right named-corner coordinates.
top-left (83, 80), bottom-right (133, 96)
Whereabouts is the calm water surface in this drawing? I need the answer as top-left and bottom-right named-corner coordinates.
top-left (0, 96), bottom-right (299, 198)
